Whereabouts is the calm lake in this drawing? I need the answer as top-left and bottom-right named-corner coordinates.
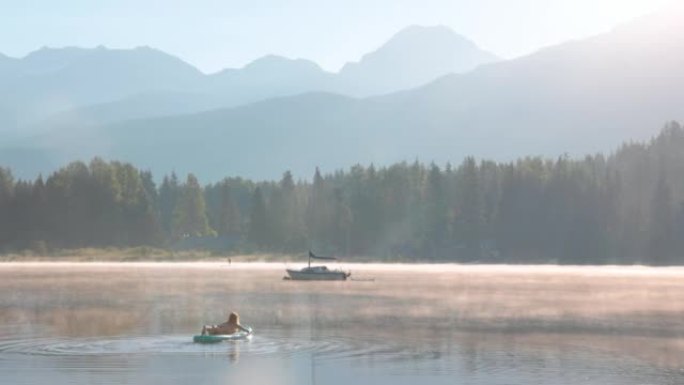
top-left (1, 262), bottom-right (684, 385)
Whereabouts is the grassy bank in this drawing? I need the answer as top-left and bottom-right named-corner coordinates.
top-left (0, 247), bottom-right (309, 262)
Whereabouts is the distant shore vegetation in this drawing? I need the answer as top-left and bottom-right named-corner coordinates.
top-left (1, 122), bottom-right (683, 265)
top-left (0, 247), bottom-right (306, 262)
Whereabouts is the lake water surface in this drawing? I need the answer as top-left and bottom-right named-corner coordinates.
top-left (1, 262), bottom-right (684, 384)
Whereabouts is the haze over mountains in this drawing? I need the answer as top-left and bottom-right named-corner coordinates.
top-left (0, 46), bottom-right (204, 129)
top-left (0, 25), bottom-right (497, 135)
top-left (2, 8), bottom-right (684, 181)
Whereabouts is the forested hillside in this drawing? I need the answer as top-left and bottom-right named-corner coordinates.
top-left (1, 122), bottom-right (683, 264)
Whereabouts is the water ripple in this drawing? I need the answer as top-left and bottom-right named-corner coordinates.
top-left (0, 331), bottom-right (440, 364)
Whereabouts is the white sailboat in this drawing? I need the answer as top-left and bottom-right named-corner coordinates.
top-left (285, 251), bottom-right (350, 281)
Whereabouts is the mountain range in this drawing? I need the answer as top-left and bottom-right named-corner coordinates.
top-left (0, 25), bottom-right (498, 135)
top-left (2, 7), bottom-right (684, 181)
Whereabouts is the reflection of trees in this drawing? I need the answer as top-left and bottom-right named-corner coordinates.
top-left (44, 307), bottom-right (144, 337)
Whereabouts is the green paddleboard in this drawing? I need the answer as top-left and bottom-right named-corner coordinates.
top-left (193, 326), bottom-right (253, 343)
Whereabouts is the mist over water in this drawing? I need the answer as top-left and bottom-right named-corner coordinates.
top-left (1, 263), bottom-right (683, 384)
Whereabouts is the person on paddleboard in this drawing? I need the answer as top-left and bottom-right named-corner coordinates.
top-left (201, 312), bottom-right (250, 335)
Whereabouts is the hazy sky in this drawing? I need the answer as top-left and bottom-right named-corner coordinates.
top-left (0, 0), bottom-right (675, 74)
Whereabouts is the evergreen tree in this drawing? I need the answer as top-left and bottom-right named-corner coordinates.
top-left (270, 171), bottom-right (303, 250)
top-left (158, 173), bottom-right (179, 239)
top-left (172, 174), bottom-right (214, 239)
top-left (649, 172), bottom-right (675, 265)
top-left (457, 157), bottom-right (482, 260)
top-left (29, 176), bottom-right (47, 248)
top-left (423, 163), bottom-right (448, 258)
top-left (0, 167), bottom-right (14, 248)
top-left (675, 202), bottom-right (684, 262)
top-left (248, 186), bottom-right (270, 247)
top-left (216, 185), bottom-right (241, 237)
top-left (306, 167), bottom-right (332, 250)
top-left (332, 187), bottom-right (353, 255)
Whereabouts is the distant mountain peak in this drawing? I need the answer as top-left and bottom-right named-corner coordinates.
top-left (25, 45), bottom-right (91, 57)
top-left (242, 55), bottom-right (325, 73)
top-left (21, 45), bottom-right (189, 61)
top-left (364, 24), bottom-right (498, 63)
top-left (337, 25), bottom-right (500, 95)
top-left (388, 24), bottom-right (475, 44)
top-left (20, 46), bottom-right (94, 74)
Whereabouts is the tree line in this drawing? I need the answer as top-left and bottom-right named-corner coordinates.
top-left (1, 122), bottom-right (684, 264)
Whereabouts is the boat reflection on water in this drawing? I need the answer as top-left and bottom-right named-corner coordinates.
top-left (285, 251), bottom-right (350, 281)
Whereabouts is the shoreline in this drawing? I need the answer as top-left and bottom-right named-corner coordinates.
top-left (2, 260), bottom-right (684, 276)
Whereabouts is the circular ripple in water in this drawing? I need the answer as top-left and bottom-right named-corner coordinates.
top-left (0, 331), bottom-right (434, 363)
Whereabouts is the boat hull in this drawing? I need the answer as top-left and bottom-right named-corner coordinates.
top-left (286, 269), bottom-right (348, 281)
